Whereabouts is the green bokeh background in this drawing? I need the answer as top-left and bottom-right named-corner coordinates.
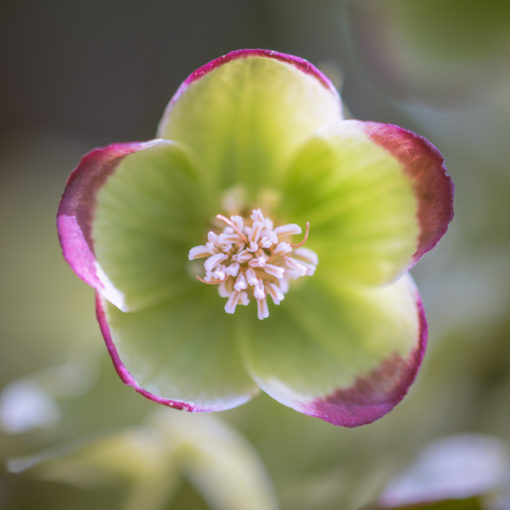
top-left (1, 1), bottom-right (510, 509)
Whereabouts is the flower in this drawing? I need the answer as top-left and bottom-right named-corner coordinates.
top-left (57, 49), bottom-right (453, 427)
top-left (9, 409), bottom-right (278, 510)
top-left (377, 435), bottom-right (510, 508)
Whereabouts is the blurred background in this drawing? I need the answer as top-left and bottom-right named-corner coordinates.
top-left (1, 1), bottom-right (510, 509)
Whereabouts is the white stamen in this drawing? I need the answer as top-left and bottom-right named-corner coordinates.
top-left (212, 266), bottom-right (226, 280)
top-left (249, 221), bottom-right (264, 244)
top-left (263, 229), bottom-right (278, 244)
top-left (190, 208), bottom-right (318, 320)
top-left (260, 237), bottom-right (272, 249)
top-left (225, 291), bottom-right (242, 314)
top-left (208, 232), bottom-right (219, 243)
top-left (231, 216), bottom-right (244, 230)
top-left (204, 253), bottom-right (228, 273)
top-left (251, 209), bottom-right (264, 223)
top-left (226, 263), bottom-right (240, 277)
top-left (264, 218), bottom-right (274, 230)
top-left (263, 264), bottom-right (285, 279)
top-left (218, 281), bottom-right (230, 297)
top-left (248, 253), bottom-right (268, 268)
top-left (219, 232), bottom-right (239, 244)
top-left (302, 262), bottom-right (316, 276)
top-left (234, 272), bottom-right (247, 291)
top-left (273, 242), bottom-right (292, 256)
top-left (233, 249), bottom-right (252, 264)
top-left (257, 298), bottom-right (269, 320)
top-left (274, 224), bottom-right (302, 237)
top-left (245, 268), bottom-right (259, 287)
top-left (294, 247), bottom-right (319, 266)
top-left (285, 257), bottom-right (308, 277)
top-left (188, 245), bottom-right (211, 260)
top-left (253, 280), bottom-right (266, 300)
top-left (267, 283), bottom-right (284, 305)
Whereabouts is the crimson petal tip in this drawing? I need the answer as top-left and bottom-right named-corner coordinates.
top-left (169, 48), bottom-right (340, 108)
top-left (361, 121), bottom-right (454, 265)
top-left (300, 288), bottom-right (427, 427)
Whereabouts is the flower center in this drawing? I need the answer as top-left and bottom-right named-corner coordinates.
top-left (188, 209), bottom-right (318, 320)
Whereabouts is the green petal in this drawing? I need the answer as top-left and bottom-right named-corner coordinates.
top-left (239, 274), bottom-right (425, 427)
top-left (281, 120), bottom-right (448, 286)
top-left (158, 50), bottom-right (342, 195)
top-left (93, 140), bottom-right (211, 312)
top-left (97, 291), bottom-right (257, 412)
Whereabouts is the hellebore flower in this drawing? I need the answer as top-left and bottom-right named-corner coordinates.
top-left (57, 49), bottom-right (453, 427)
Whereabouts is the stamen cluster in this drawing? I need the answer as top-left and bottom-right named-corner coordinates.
top-left (188, 209), bottom-right (318, 320)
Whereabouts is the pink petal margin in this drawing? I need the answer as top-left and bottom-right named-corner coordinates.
top-left (95, 294), bottom-right (208, 412)
top-left (361, 121), bottom-right (454, 265)
top-left (167, 48), bottom-right (341, 108)
top-left (301, 288), bottom-right (427, 427)
top-left (57, 141), bottom-right (158, 301)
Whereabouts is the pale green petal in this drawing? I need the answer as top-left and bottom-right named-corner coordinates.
top-left (98, 291), bottom-right (257, 412)
top-left (93, 140), bottom-right (211, 312)
top-left (239, 274), bottom-right (425, 427)
top-left (158, 52), bottom-right (342, 196)
top-left (280, 121), bottom-right (419, 286)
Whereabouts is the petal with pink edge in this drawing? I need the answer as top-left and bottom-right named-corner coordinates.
top-left (239, 274), bottom-right (426, 427)
top-left (97, 291), bottom-right (257, 412)
top-left (362, 121), bottom-right (454, 263)
top-left (280, 120), bottom-right (453, 286)
top-left (58, 140), bottom-right (209, 312)
top-left (58, 141), bottom-right (155, 302)
top-left (157, 49), bottom-right (342, 193)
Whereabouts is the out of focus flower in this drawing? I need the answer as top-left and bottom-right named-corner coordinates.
top-left (57, 49), bottom-right (453, 426)
top-left (376, 435), bottom-right (510, 509)
top-left (8, 409), bottom-right (278, 510)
